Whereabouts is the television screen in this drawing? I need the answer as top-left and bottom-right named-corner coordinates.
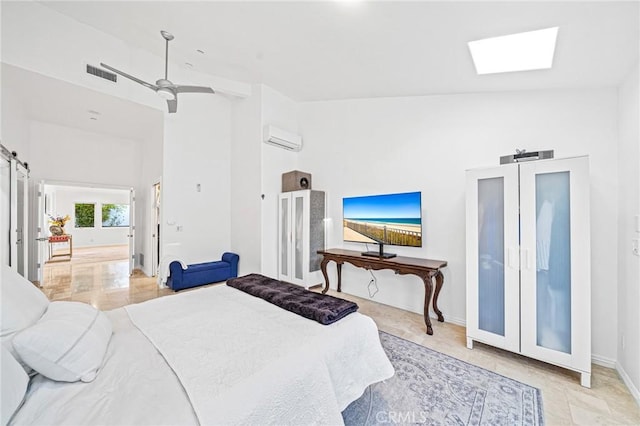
top-left (343, 191), bottom-right (422, 247)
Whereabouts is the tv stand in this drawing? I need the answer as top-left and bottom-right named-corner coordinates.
top-left (318, 248), bottom-right (447, 335)
top-left (362, 251), bottom-right (396, 259)
top-left (361, 243), bottom-right (396, 259)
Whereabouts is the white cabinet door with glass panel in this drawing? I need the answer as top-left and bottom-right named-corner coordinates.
top-left (466, 156), bottom-right (591, 387)
top-left (278, 190), bottom-right (325, 288)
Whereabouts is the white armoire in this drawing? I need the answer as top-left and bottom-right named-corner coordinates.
top-left (465, 156), bottom-right (591, 387)
top-left (278, 190), bottom-right (325, 288)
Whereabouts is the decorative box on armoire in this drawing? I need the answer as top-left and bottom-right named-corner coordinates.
top-left (277, 190), bottom-right (325, 288)
top-left (465, 155), bottom-right (592, 387)
top-left (282, 170), bottom-right (311, 192)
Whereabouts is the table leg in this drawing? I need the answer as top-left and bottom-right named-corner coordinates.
top-left (336, 262), bottom-right (343, 292)
top-left (419, 272), bottom-right (434, 335)
top-left (321, 258), bottom-right (331, 294)
top-left (433, 271), bottom-right (445, 322)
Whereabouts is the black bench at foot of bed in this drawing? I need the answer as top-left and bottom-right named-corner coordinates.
top-left (227, 273), bottom-right (358, 325)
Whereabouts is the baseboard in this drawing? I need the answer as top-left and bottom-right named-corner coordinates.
top-left (445, 317), bottom-right (637, 403)
top-left (591, 354), bottom-right (616, 369)
top-left (444, 316), bottom-right (466, 328)
top-left (616, 362), bottom-right (640, 407)
top-left (447, 318), bottom-right (619, 370)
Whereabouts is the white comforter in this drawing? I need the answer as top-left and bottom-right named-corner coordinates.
top-left (13, 284), bottom-right (394, 425)
top-left (126, 284), bottom-right (394, 425)
top-left (12, 308), bottom-right (198, 425)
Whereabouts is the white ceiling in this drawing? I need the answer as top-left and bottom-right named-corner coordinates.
top-left (2, 63), bottom-right (163, 143)
top-left (42, 1), bottom-right (639, 102)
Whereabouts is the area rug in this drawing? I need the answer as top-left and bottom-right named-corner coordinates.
top-left (342, 332), bottom-right (544, 426)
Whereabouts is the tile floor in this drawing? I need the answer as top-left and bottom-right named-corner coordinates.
top-left (38, 251), bottom-right (640, 425)
top-left (40, 245), bottom-right (173, 308)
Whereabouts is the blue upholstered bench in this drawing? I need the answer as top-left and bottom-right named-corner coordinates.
top-left (168, 252), bottom-right (239, 291)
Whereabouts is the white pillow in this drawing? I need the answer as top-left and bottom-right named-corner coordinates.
top-left (0, 264), bottom-right (49, 338)
top-left (1, 264), bottom-right (50, 373)
top-left (1, 345), bottom-right (29, 426)
top-left (13, 301), bottom-right (113, 383)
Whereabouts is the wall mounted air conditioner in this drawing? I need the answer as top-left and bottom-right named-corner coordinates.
top-left (263, 125), bottom-right (302, 152)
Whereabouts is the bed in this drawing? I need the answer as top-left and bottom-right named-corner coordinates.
top-left (1, 265), bottom-right (394, 425)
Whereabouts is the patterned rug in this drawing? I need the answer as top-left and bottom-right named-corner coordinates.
top-left (342, 332), bottom-right (544, 426)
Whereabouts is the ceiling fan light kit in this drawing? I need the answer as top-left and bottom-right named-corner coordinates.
top-left (100, 30), bottom-right (214, 113)
top-left (156, 86), bottom-right (176, 100)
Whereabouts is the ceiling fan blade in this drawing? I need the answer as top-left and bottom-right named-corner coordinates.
top-left (167, 98), bottom-right (177, 113)
top-left (175, 85), bottom-right (215, 94)
top-left (99, 63), bottom-right (158, 90)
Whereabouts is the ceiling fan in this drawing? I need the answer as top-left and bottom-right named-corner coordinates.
top-left (100, 31), bottom-right (214, 113)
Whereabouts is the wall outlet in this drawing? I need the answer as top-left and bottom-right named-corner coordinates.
top-left (632, 238), bottom-right (640, 257)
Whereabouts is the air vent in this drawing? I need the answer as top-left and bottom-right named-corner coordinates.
top-left (86, 64), bottom-right (117, 82)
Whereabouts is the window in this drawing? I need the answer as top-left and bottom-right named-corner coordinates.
top-left (75, 203), bottom-right (95, 228)
top-left (102, 204), bottom-right (130, 227)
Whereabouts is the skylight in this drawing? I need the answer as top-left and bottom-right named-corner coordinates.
top-left (468, 27), bottom-right (559, 75)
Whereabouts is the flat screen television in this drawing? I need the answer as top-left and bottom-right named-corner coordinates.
top-left (343, 191), bottom-right (422, 258)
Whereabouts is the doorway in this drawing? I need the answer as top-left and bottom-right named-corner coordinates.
top-left (36, 182), bottom-right (135, 291)
top-left (151, 182), bottom-right (161, 277)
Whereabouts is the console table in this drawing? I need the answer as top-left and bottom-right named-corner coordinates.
top-left (317, 248), bottom-right (447, 335)
top-left (49, 234), bottom-right (72, 260)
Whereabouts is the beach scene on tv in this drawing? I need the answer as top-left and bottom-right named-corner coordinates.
top-left (343, 191), bottom-right (422, 247)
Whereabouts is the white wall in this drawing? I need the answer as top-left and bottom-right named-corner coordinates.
top-left (298, 88), bottom-right (619, 363)
top-left (229, 83), bottom-right (300, 278)
top-left (230, 86), bottom-right (263, 276)
top-left (28, 121), bottom-right (141, 187)
top-left (161, 95), bottom-right (232, 265)
top-left (138, 125), bottom-right (163, 276)
top-left (46, 186), bottom-right (130, 248)
top-left (617, 62), bottom-right (640, 400)
top-left (260, 85), bottom-right (299, 278)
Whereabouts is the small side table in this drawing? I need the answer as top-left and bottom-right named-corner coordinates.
top-left (49, 235), bottom-right (72, 260)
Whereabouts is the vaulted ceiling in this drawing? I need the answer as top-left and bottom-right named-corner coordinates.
top-left (42, 1), bottom-right (639, 102)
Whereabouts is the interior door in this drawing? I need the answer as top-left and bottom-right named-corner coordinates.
top-left (519, 156), bottom-right (591, 375)
top-left (10, 159), bottom-right (29, 277)
top-left (1, 159), bottom-right (10, 266)
top-left (151, 182), bottom-right (161, 277)
top-left (466, 163), bottom-right (520, 352)
top-left (128, 188), bottom-right (136, 275)
top-left (35, 180), bottom-right (48, 285)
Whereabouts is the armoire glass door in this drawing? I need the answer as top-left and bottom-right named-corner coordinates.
top-left (292, 193), bottom-right (305, 281)
top-left (278, 194), bottom-right (291, 281)
top-left (465, 163), bottom-right (520, 352)
top-left (477, 177), bottom-right (506, 337)
top-left (534, 171), bottom-right (571, 354)
top-left (519, 156), bottom-right (591, 382)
